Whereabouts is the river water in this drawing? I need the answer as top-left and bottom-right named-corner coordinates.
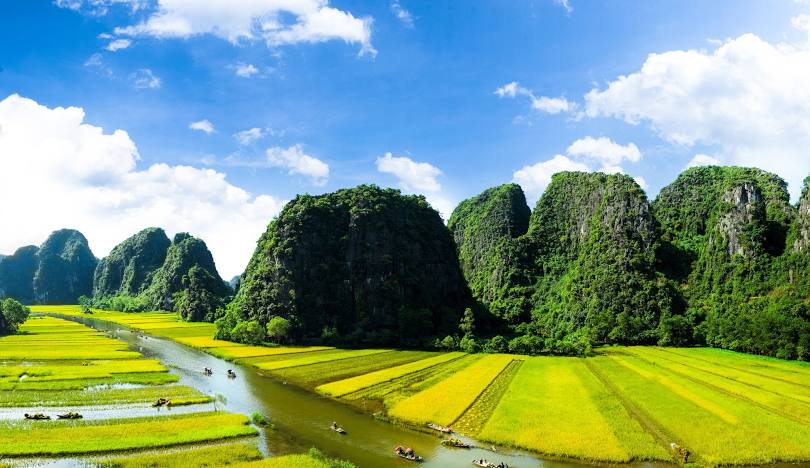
top-left (39, 315), bottom-right (673, 468)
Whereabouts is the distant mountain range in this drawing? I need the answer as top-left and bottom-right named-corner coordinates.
top-left (1, 165), bottom-right (807, 360)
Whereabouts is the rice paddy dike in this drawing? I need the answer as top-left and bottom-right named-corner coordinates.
top-left (37, 306), bottom-right (810, 468)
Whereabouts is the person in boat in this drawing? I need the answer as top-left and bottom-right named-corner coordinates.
top-left (395, 445), bottom-right (404, 455)
top-left (227, 369), bottom-right (236, 378)
top-left (203, 367), bottom-right (212, 375)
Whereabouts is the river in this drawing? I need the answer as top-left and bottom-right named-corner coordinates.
top-left (48, 315), bottom-right (664, 468)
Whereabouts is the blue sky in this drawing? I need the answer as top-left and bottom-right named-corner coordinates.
top-left (1, 0), bottom-right (809, 277)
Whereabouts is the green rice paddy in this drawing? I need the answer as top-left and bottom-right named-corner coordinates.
top-left (32, 306), bottom-right (810, 466)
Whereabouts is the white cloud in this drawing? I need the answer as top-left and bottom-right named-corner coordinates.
top-left (109, 0), bottom-right (375, 56)
top-left (687, 154), bottom-right (722, 168)
top-left (266, 144), bottom-right (329, 185)
top-left (189, 119), bottom-right (215, 134)
top-left (56, 0), bottom-right (148, 15)
top-left (376, 153), bottom-right (442, 192)
top-left (513, 155), bottom-right (590, 200)
top-left (390, 1), bottom-right (414, 28)
top-left (494, 81), bottom-right (520, 98)
top-left (634, 176), bottom-right (650, 191)
top-left (554, 0), bottom-right (573, 14)
top-left (105, 38), bottom-right (131, 51)
top-left (131, 68), bottom-right (161, 89)
top-left (513, 137), bottom-right (645, 200)
top-left (235, 63), bottom-right (259, 77)
top-left (566, 136), bottom-right (641, 166)
top-left (84, 53), bottom-right (113, 77)
top-left (530, 96), bottom-right (574, 114)
top-left (584, 24), bottom-right (810, 198)
top-left (495, 81), bottom-right (574, 114)
top-left (375, 153), bottom-right (454, 219)
top-left (234, 127), bottom-right (264, 145)
top-left (0, 94), bottom-right (284, 278)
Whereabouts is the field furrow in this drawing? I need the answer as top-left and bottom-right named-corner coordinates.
top-left (597, 353), bottom-right (810, 465)
top-left (316, 352), bottom-right (465, 397)
top-left (453, 358), bottom-right (523, 437)
top-left (477, 357), bottom-right (668, 463)
top-left (389, 354), bottom-right (514, 426)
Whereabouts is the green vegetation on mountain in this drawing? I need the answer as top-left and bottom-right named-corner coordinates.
top-left (0, 245), bottom-right (39, 302)
top-left (0, 230), bottom-right (96, 304)
top-left (219, 185), bottom-right (471, 347)
top-left (93, 231), bottom-right (230, 320)
top-left (93, 227), bottom-right (171, 297)
top-left (448, 183), bottom-right (531, 325)
top-left (450, 173), bottom-right (675, 355)
top-left (654, 166), bottom-right (808, 360)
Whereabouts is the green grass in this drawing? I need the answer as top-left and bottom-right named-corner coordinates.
top-left (97, 441), bottom-right (263, 467)
top-left (0, 412), bottom-right (256, 456)
top-left (254, 349), bottom-right (390, 371)
top-left (477, 357), bottom-right (668, 463)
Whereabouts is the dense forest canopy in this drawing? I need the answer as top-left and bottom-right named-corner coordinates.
top-left (218, 185), bottom-right (471, 347)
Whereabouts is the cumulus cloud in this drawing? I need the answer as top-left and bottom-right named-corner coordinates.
top-left (584, 23), bottom-right (810, 198)
top-left (390, 1), bottom-right (414, 28)
top-left (0, 94), bottom-right (284, 278)
top-left (235, 63), bottom-right (259, 77)
top-left (375, 153), bottom-right (453, 219)
top-left (495, 81), bottom-right (574, 114)
top-left (513, 155), bottom-right (590, 200)
top-left (234, 127), bottom-right (264, 145)
top-left (105, 38), bottom-right (132, 51)
top-left (189, 119), bottom-right (215, 134)
top-left (376, 153), bottom-right (441, 192)
top-left (566, 136), bottom-right (641, 167)
top-left (101, 0), bottom-right (375, 56)
top-left (687, 154), bottom-right (722, 168)
top-left (130, 68), bottom-right (160, 89)
top-left (266, 144), bottom-right (329, 185)
top-left (513, 137), bottom-right (645, 200)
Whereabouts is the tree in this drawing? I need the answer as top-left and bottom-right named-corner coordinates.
top-left (459, 307), bottom-right (475, 337)
top-left (0, 298), bottom-right (30, 335)
top-left (266, 316), bottom-right (291, 344)
top-left (230, 320), bottom-right (265, 345)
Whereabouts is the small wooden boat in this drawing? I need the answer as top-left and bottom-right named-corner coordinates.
top-left (227, 369), bottom-right (237, 379)
top-left (330, 422), bottom-right (346, 434)
top-left (472, 461), bottom-right (507, 468)
top-left (394, 446), bottom-right (423, 462)
top-left (203, 367), bottom-right (213, 376)
top-left (427, 422), bottom-right (452, 434)
top-left (24, 413), bottom-right (51, 420)
top-left (442, 438), bottom-right (472, 448)
top-left (57, 412), bottom-right (83, 420)
top-left (152, 398), bottom-right (171, 407)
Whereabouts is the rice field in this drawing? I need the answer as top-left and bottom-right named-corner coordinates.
top-left (0, 412), bottom-right (256, 456)
top-left (31, 306), bottom-right (810, 466)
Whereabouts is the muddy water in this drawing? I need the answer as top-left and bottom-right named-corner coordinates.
top-left (56, 315), bottom-right (675, 468)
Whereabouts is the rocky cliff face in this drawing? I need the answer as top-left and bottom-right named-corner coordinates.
top-left (793, 178), bottom-right (810, 254)
top-left (32, 229), bottom-right (97, 304)
top-left (93, 227), bottom-right (171, 297)
top-left (711, 182), bottom-right (766, 258)
top-left (228, 185), bottom-right (471, 346)
top-left (448, 184), bottom-right (531, 322)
